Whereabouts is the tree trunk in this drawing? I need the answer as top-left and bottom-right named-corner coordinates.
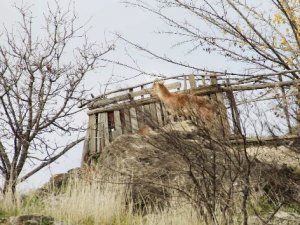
top-left (2, 173), bottom-right (17, 202)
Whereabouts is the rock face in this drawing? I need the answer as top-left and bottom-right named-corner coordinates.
top-left (95, 121), bottom-right (202, 211)
top-left (8, 215), bottom-right (68, 225)
top-left (93, 120), bottom-right (300, 214)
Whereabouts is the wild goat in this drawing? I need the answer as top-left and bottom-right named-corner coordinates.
top-left (152, 82), bottom-right (217, 125)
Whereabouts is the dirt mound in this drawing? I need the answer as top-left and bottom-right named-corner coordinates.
top-left (92, 121), bottom-right (300, 213)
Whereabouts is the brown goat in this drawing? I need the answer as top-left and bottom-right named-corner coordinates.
top-left (152, 82), bottom-right (217, 124)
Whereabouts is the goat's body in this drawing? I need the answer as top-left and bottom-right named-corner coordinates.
top-left (152, 82), bottom-right (217, 122)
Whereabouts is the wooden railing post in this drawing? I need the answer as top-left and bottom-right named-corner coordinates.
top-left (210, 74), bottom-right (231, 137)
top-left (226, 79), bottom-right (242, 136)
top-left (278, 75), bottom-right (292, 134)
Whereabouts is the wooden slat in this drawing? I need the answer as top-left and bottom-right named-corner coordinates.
top-left (210, 75), bottom-right (230, 137)
top-left (113, 110), bottom-right (122, 139)
top-left (156, 103), bottom-right (163, 126)
top-left (143, 104), bottom-right (151, 127)
top-left (88, 79), bottom-right (300, 115)
top-left (161, 104), bottom-right (169, 125)
top-left (130, 107), bottom-right (139, 132)
top-left (98, 113), bottom-right (105, 151)
top-left (226, 79), bottom-right (242, 136)
top-left (136, 105), bottom-right (145, 128)
top-left (88, 82), bottom-right (182, 109)
top-left (189, 74), bottom-right (196, 89)
top-left (88, 115), bottom-right (97, 154)
top-left (124, 109), bottom-right (131, 134)
top-left (149, 103), bottom-right (158, 127)
top-left (81, 124), bottom-right (91, 165)
top-left (101, 113), bottom-right (109, 146)
top-left (184, 76), bottom-right (187, 90)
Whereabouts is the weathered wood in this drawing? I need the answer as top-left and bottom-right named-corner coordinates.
top-left (130, 107), bottom-right (139, 132)
top-left (100, 113), bottom-right (109, 148)
top-left (210, 75), bottom-right (230, 136)
top-left (149, 103), bottom-right (158, 127)
top-left (113, 110), bottom-right (122, 139)
top-left (189, 74), bottom-right (196, 89)
top-left (97, 113), bottom-right (105, 151)
top-left (226, 79), bottom-right (242, 136)
top-left (278, 75), bottom-right (292, 134)
top-left (294, 83), bottom-right (300, 133)
top-left (202, 75), bottom-right (206, 85)
top-left (88, 80), bottom-right (300, 115)
top-left (81, 124), bottom-right (90, 166)
top-left (161, 104), bottom-right (169, 125)
top-left (97, 113), bottom-right (103, 152)
top-left (155, 103), bottom-right (163, 126)
top-left (88, 115), bottom-right (97, 154)
top-left (136, 105), bottom-right (145, 128)
top-left (230, 134), bottom-right (300, 146)
top-left (124, 109), bottom-right (131, 134)
top-left (143, 104), bottom-right (151, 127)
top-left (88, 82), bottom-right (182, 109)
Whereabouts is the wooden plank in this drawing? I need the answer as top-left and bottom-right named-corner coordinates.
top-left (113, 110), bottom-right (122, 139)
top-left (156, 103), bottom-right (163, 126)
top-left (189, 74), bottom-right (196, 89)
top-left (226, 79), bottom-right (242, 136)
top-left (202, 75), bottom-right (206, 85)
top-left (130, 107), bottom-right (139, 132)
top-left (88, 115), bottom-right (97, 154)
top-left (124, 109), bottom-right (131, 134)
top-left (81, 124), bottom-right (91, 166)
top-left (97, 113), bottom-right (105, 151)
top-left (143, 104), bottom-right (151, 127)
top-left (88, 82), bottom-right (182, 109)
top-left (136, 105), bottom-right (145, 128)
top-left (149, 103), bottom-right (158, 127)
top-left (101, 113), bottom-right (109, 146)
top-left (87, 79), bottom-right (300, 115)
top-left (278, 75), bottom-right (292, 134)
top-left (210, 75), bottom-right (230, 137)
top-left (161, 103), bottom-right (169, 125)
top-left (230, 134), bottom-right (300, 146)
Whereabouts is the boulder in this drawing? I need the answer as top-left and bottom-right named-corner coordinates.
top-left (8, 214), bottom-right (69, 225)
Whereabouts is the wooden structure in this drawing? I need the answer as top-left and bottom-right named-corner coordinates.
top-left (82, 74), bottom-right (232, 160)
top-left (82, 71), bottom-right (300, 164)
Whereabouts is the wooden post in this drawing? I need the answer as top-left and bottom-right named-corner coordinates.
top-left (210, 75), bottom-right (230, 137)
top-left (189, 74), bottom-right (196, 89)
top-left (295, 82), bottom-right (300, 134)
top-left (202, 75), bottom-right (206, 85)
top-left (278, 75), bottom-right (292, 134)
top-left (124, 108), bottom-right (131, 134)
top-left (113, 110), bottom-right (122, 140)
top-left (88, 114), bottom-right (97, 154)
top-left (226, 79), bottom-right (242, 136)
top-left (156, 103), bottom-right (163, 126)
top-left (98, 113), bottom-right (109, 151)
top-left (130, 107), bottom-right (139, 132)
top-left (149, 103), bottom-right (158, 127)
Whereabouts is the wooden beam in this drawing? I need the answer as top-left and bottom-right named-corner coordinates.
top-left (88, 82), bottom-right (182, 110)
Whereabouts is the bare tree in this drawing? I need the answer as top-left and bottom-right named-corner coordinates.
top-left (0, 2), bottom-right (113, 196)
top-left (121, 0), bottom-right (299, 75)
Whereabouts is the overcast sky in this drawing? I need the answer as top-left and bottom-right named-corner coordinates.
top-left (0, 0), bottom-right (245, 191)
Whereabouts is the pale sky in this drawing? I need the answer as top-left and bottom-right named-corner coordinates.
top-left (0, 0), bottom-right (266, 191)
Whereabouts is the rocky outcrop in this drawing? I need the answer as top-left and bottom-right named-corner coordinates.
top-left (8, 214), bottom-right (69, 225)
top-left (92, 120), bottom-right (300, 214)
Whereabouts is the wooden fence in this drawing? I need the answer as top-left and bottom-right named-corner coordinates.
top-left (81, 72), bottom-right (300, 164)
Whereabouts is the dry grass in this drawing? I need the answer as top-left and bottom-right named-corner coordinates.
top-left (0, 175), bottom-right (283, 225)
top-left (0, 176), bottom-right (237, 225)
